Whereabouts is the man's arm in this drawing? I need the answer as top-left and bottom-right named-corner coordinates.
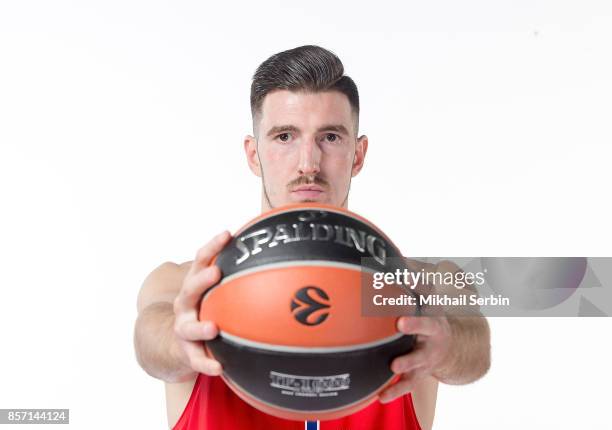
top-left (428, 259), bottom-right (491, 385)
top-left (379, 259), bottom-right (491, 402)
top-left (133, 231), bottom-right (231, 383)
top-left (432, 314), bottom-right (491, 385)
top-left (134, 261), bottom-right (196, 383)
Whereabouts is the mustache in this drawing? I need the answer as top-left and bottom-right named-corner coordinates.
top-left (287, 175), bottom-right (329, 189)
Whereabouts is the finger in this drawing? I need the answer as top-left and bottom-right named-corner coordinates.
top-left (397, 316), bottom-right (440, 336)
top-left (184, 265), bottom-right (222, 299)
top-left (390, 347), bottom-right (429, 374)
top-left (190, 231), bottom-right (232, 273)
top-left (175, 320), bottom-right (219, 342)
top-left (183, 340), bottom-right (223, 376)
top-left (378, 368), bottom-right (426, 403)
top-left (175, 266), bottom-right (222, 312)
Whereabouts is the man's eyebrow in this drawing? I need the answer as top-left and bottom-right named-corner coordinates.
top-left (317, 124), bottom-right (350, 135)
top-left (265, 124), bottom-right (350, 137)
top-left (266, 125), bottom-right (300, 137)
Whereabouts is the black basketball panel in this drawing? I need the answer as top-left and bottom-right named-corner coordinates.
top-left (216, 208), bottom-right (405, 277)
top-left (207, 333), bottom-right (416, 412)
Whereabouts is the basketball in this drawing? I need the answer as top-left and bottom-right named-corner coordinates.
top-left (199, 203), bottom-right (418, 421)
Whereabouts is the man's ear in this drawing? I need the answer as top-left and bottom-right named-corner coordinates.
top-left (244, 135), bottom-right (262, 177)
top-left (351, 135), bottom-right (368, 177)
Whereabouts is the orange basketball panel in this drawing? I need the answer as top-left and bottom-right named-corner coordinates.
top-left (200, 266), bottom-right (398, 347)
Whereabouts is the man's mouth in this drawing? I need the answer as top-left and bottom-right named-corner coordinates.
top-left (291, 185), bottom-right (325, 199)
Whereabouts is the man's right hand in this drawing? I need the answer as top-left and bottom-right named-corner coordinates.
top-left (171, 230), bottom-right (232, 376)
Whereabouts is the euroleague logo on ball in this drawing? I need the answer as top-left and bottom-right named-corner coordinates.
top-left (290, 286), bottom-right (330, 326)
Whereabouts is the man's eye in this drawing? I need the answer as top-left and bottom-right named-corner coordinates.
top-left (277, 133), bottom-right (290, 142)
top-left (325, 133), bottom-right (339, 143)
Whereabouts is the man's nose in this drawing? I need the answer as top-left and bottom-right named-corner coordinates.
top-left (297, 139), bottom-right (321, 176)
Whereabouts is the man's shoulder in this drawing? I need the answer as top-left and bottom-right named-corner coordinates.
top-left (177, 260), bottom-right (194, 271)
top-left (144, 260), bottom-right (191, 287)
top-left (153, 260), bottom-right (193, 279)
top-left (136, 260), bottom-right (194, 312)
top-left (155, 259), bottom-right (194, 286)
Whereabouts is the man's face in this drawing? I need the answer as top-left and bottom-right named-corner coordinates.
top-left (244, 89), bottom-right (368, 211)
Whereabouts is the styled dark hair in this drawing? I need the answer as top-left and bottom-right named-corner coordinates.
top-left (250, 45), bottom-right (360, 136)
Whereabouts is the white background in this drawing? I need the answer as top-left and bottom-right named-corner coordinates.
top-left (1, 1), bottom-right (611, 429)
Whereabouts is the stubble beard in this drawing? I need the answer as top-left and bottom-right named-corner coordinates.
top-left (261, 169), bottom-right (351, 210)
top-left (257, 145), bottom-right (353, 211)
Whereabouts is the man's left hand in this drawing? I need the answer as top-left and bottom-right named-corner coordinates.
top-left (378, 315), bottom-right (452, 403)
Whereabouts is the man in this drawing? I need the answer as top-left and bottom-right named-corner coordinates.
top-left (134, 45), bottom-right (491, 430)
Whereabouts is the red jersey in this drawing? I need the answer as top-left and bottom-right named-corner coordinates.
top-left (172, 374), bottom-right (422, 430)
